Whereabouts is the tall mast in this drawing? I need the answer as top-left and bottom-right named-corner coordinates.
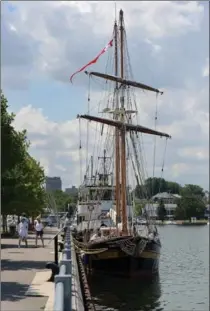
top-left (114, 19), bottom-right (121, 227)
top-left (98, 149), bottom-right (110, 185)
top-left (119, 9), bottom-right (128, 234)
top-left (90, 155), bottom-right (93, 180)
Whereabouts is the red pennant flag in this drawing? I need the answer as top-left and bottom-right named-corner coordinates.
top-left (70, 38), bottom-right (113, 83)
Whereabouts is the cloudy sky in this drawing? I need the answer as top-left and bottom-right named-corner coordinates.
top-left (2, 1), bottom-right (209, 190)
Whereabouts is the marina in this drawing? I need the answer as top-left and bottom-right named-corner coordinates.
top-left (71, 8), bottom-right (170, 279)
top-left (1, 2), bottom-right (208, 311)
top-left (89, 225), bottom-right (209, 311)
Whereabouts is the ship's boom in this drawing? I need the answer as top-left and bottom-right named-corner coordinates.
top-left (77, 114), bottom-right (171, 139)
top-left (85, 71), bottom-right (163, 95)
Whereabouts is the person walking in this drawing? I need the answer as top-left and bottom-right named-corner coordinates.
top-left (18, 216), bottom-right (28, 248)
top-left (34, 217), bottom-right (44, 247)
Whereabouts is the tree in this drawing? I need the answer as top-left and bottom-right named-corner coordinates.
top-left (134, 177), bottom-right (206, 200)
top-left (1, 91), bottom-right (28, 209)
top-left (1, 91), bottom-right (46, 231)
top-left (50, 190), bottom-right (73, 212)
top-left (181, 184), bottom-right (205, 199)
top-left (2, 157), bottom-right (46, 217)
top-left (135, 177), bottom-right (182, 199)
top-left (175, 195), bottom-right (206, 221)
top-left (134, 202), bottom-right (144, 216)
top-left (157, 200), bottom-right (166, 222)
top-left (166, 181), bottom-right (181, 194)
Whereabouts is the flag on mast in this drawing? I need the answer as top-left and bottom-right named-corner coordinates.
top-left (70, 38), bottom-right (113, 83)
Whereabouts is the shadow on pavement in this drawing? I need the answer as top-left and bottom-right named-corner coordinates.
top-left (1, 281), bottom-right (29, 301)
top-left (1, 243), bottom-right (38, 249)
top-left (1, 259), bottom-right (49, 271)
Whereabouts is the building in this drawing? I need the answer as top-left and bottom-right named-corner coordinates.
top-left (45, 177), bottom-right (62, 192)
top-left (204, 205), bottom-right (210, 219)
top-left (65, 186), bottom-right (78, 196)
top-left (143, 192), bottom-right (182, 219)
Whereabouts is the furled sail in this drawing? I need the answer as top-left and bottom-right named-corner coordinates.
top-left (77, 114), bottom-right (171, 138)
top-left (85, 71), bottom-right (163, 94)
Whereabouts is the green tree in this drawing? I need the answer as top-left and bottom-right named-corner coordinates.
top-left (134, 177), bottom-right (206, 200)
top-left (134, 202), bottom-right (144, 216)
top-left (157, 200), bottom-right (167, 222)
top-left (181, 184), bottom-right (204, 198)
top-left (50, 190), bottom-right (74, 212)
top-left (175, 195), bottom-right (206, 221)
top-left (166, 181), bottom-right (181, 194)
top-left (1, 91), bottom-right (46, 231)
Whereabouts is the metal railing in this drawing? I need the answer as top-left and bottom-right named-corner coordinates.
top-left (54, 225), bottom-right (72, 311)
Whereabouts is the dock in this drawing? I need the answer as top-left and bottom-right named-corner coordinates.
top-left (1, 225), bottom-right (95, 311)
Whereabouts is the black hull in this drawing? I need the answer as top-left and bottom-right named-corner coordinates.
top-left (80, 236), bottom-right (161, 278)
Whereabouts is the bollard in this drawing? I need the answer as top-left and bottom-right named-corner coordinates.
top-left (55, 274), bottom-right (72, 311)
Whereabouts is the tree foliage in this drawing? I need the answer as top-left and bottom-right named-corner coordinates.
top-left (135, 177), bottom-right (204, 200)
top-left (181, 184), bottom-right (205, 198)
top-left (1, 91), bottom-right (46, 227)
top-left (49, 190), bottom-right (77, 215)
top-left (175, 195), bottom-right (206, 220)
top-left (134, 202), bottom-right (144, 216)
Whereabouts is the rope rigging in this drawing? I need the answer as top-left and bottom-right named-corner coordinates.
top-left (79, 117), bottom-right (83, 186)
top-left (158, 138), bottom-right (168, 194)
top-left (152, 93), bottom-right (159, 196)
top-left (76, 14), bottom-right (170, 240)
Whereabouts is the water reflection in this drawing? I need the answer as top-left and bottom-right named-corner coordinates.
top-left (88, 226), bottom-right (209, 310)
top-left (89, 274), bottom-right (162, 311)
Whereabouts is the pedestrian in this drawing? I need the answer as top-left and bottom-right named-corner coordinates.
top-left (18, 215), bottom-right (28, 248)
top-left (63, 213), bottom-right (70, 236)
top-left (34, 217), bottom-right (44, 247)
top-left (9, 216), bottom-right (17, 236)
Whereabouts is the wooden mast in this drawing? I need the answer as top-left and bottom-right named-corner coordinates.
top-left (98, 149), bottom-right (110, 185)
top-left (114, 20), bottom-right (121, 228)
top-left (119, 9), bottom-right (128, 235)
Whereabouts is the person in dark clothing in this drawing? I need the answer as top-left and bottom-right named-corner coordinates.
top-left (100, 221), bottom-right (107, 227)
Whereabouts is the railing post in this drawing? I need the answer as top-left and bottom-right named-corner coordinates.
top-left (60, 257), bottom-right (72, 275)
top-left (54, 234), bottom-right (58, 265)
top-left (55, 274), bottom-right (72, 311)
top-left (53, 224), bottom-right (74, 311)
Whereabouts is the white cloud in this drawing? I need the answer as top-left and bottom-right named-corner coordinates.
top-left (13, 81), bottom-right (209, 190)
top-left (144, 39), bottom-right (162, 54)
top-left (202, 57), bottom-right (209, 77)
top-left (1, 1), bottom-right (205, 87)
top-left (177, 147), bottom-right (209, 161)
top-left (2, 1), bottom-right (209, 191)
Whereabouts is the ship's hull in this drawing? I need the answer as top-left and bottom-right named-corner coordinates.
top-left (80, 236), bottom-right (161, 278)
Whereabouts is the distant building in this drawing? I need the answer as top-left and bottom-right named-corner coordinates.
top-left (143, 192), bottom-right (182, 219)
top-left (204, 205), bottom-right (210, 218)
top-left (65, 186), bottom-right (78, 196)
top-left (45, 177), bottom-right (62, 192)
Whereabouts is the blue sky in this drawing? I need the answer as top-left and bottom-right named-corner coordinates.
top-left (2, 1), bottom-right (209, 190)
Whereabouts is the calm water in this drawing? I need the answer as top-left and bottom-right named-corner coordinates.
top-left (89, 225), bottom-right (209, 311)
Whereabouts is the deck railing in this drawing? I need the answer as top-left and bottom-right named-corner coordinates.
top-left (54, 225), bottom-right (72, 311)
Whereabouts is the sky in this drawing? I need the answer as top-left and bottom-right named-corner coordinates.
top-left (1, 1), bottom-right (209, 191)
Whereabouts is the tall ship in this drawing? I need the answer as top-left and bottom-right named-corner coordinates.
top-left (71, 9), bottom-right (171, 277)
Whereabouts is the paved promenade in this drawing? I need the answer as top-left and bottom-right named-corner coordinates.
top-left (1, 229), bottom-right (58, 311)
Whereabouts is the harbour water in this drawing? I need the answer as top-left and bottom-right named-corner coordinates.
top-left (89, 225), bottom-right (209, 311)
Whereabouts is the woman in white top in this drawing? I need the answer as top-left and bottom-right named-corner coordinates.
top-left (34, 217), bottom-right (44, 247)
top-left (18, 217), bottom-right (28, 248)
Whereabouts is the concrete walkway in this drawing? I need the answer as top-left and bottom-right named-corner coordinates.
top-left (1, 229), bottom-right (58, 311)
